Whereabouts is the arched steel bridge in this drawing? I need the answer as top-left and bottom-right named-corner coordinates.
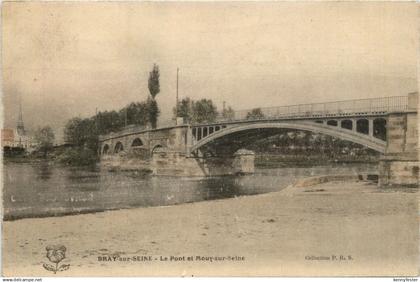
top-left (191, 120), bottom-right (387, 153)
top-left (189, 95), bottom-right (413, 154)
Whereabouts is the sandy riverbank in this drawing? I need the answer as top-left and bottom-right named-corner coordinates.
top-left (2, 180), bottom-right (418, 277)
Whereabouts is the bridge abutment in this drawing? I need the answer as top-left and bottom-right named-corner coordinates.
top-left (379, 93), bottom-right (419, 187)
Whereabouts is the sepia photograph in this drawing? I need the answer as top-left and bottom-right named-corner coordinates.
top-left (1, 1), bottom-right (419, 278)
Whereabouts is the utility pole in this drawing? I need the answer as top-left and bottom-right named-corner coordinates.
top-left (95, 107), bottom-right (99, 154)
top-left (176, 67), bottom-right (179, 124)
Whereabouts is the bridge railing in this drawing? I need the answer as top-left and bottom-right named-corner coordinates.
top-left (98, 124), bottom-right (148, 141)
top-left (213, 95), bottom-right (408, 123)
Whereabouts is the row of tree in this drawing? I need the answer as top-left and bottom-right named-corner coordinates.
top-left (175, 98), bottom-right (223, 124)
top-left (63, 102), bottom-right (153, 153)
top-left (173, 97), bottom-right (266, 124)
top-left (63, 64), bottom-right (162, 154)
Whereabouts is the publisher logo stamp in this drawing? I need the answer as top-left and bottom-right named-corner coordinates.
top-left (42, 244), bottom-right (70, 274)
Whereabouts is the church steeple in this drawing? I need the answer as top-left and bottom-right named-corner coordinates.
top-left (17, 96), bottom-right (25, 135)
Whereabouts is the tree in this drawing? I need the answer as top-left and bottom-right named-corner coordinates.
top-left (191, 99), bottom-right (218, 124)
top-left (148, 64), bottom-right (160, 99)
top-left (64, 117), bottom-right (97, 151)
top-left (147, 97), bottom-right (160, 129)
top-left (173, 97), bottom-right (193, 122)
top-left (34, 126), bottom-right (55, 157)
top-left (96, 110), bottom-right (123, 134)
top-left (172, 97), bottom-right (219, 124)
top-left (62, 117), bottom-right (100, 166)
top-left (222, 106), bottom-right (235, 121)
top-left (64, 117), bottom-right (83, 145)
top-left (246, 108), bottom-right (265, 120)
top-left (120, 102), bottom-right (149, 127)
top-left (147, 64), bottom-right (160, 128)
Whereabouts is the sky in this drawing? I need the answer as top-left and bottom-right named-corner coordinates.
top-left (2, 2), bottom-right (418, 141)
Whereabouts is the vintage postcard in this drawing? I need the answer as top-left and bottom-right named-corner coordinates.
top-left (1, 1), bottom-right (419, 278)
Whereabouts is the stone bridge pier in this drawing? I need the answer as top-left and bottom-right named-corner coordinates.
top-left (151, 149), bottom-right (255, 176)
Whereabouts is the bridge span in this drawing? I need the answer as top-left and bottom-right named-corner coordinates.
top-left (99, 92), bottom-right (418, 187)
top-left (190, 120), bottom-right (387, 154)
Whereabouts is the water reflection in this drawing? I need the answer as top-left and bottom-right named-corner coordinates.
top-left (34, 161), bottom-right (52, 181)
top-left (4, 161), bottom-right (377, 220)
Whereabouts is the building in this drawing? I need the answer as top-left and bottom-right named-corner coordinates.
top-left (2, 128), bottom-right (15, 147)
top-left (2, 102), bottom-right (37, 151)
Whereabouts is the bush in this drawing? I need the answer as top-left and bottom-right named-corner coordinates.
top-left (56, 147), bottom-right (98, 166)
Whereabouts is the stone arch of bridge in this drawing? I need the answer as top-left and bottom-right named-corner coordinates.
top-left (190, 121), bottom-right (387, 154)
top-left (114, 142), bottom-right (124, 154)
top-left (131, 137), bottom-right (144, 148)
top-left (151, 144), bottom-right (166, 155)
top-left (102, 144), bottom-right (110, 155)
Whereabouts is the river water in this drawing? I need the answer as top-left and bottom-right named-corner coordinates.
top-left (3, 161), bottom-right (377, 220)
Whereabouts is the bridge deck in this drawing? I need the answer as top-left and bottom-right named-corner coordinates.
top-left (204, 95), bottom-right (410, 125)
top-left (99, 95), bottom-right (414, 141)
